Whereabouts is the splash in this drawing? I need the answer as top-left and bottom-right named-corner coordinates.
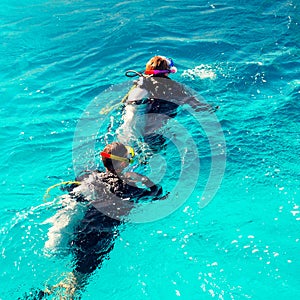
top-left (181, 64), bottom-right (217, 80)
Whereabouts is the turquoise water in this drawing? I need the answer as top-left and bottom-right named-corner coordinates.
top-left (1, 0), bottom-right (300, 299)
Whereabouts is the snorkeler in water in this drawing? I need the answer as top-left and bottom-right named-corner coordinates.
top-left (20, 142), bottom-right (165, 300)
top-left (69, 142), bottom-right (163, 277)
top-left (117, 55), bottom-right (219, 153)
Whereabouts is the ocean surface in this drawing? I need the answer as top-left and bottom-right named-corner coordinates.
top-left (1, 0), bottom-right (300, 299)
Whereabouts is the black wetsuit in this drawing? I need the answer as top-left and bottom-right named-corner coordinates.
top-left (70, 171), bottom-right (163, 275)
top-left (127, 76), bottom-right (186, 117)
top-left (124, 76), bottom-right (216, 152)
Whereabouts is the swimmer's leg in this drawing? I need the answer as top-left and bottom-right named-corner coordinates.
top-left (20, 272), bottom-right (84, 300)
top-left (68, 208), bottom-right (120, 292)
top-left (18, 288), bottom-right (50, 300)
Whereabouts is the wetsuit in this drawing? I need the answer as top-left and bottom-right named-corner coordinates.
top-left (122, 76), bottom-right (205, 152)
top-left (70, 171), bottom-right (163, 275)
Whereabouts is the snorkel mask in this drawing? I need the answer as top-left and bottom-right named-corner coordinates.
top-left (145, 56), bottom-right (177, 75)
top-left (100, 146), bottom-right (135, 164)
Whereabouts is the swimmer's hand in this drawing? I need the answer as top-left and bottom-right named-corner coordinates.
top-left (124, 172), bottom-right (167, 201)
top-left (194, 103), bottom-right (220, 113)
top-left (124, 172), bottom-right (155, 188)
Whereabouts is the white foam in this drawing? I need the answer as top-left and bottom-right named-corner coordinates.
top-left (181, 65), bottom-right (217, 80)
top-left (43, 194), bottom-right (86, 256)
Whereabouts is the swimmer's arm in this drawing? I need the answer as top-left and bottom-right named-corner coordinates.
top-left (182, 95), bottom-right (219, 113)
top-left (125, 172), bottom-right (168, 201)
top-left (124, 172), bottom-right (154, 187)
top-left (125, 172), bottom-right (162, 192)
top-left (168, 82), bottom-right (219, 113)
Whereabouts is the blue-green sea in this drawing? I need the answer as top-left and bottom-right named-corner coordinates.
top-left (1, 0), bottom-right (300, 299)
